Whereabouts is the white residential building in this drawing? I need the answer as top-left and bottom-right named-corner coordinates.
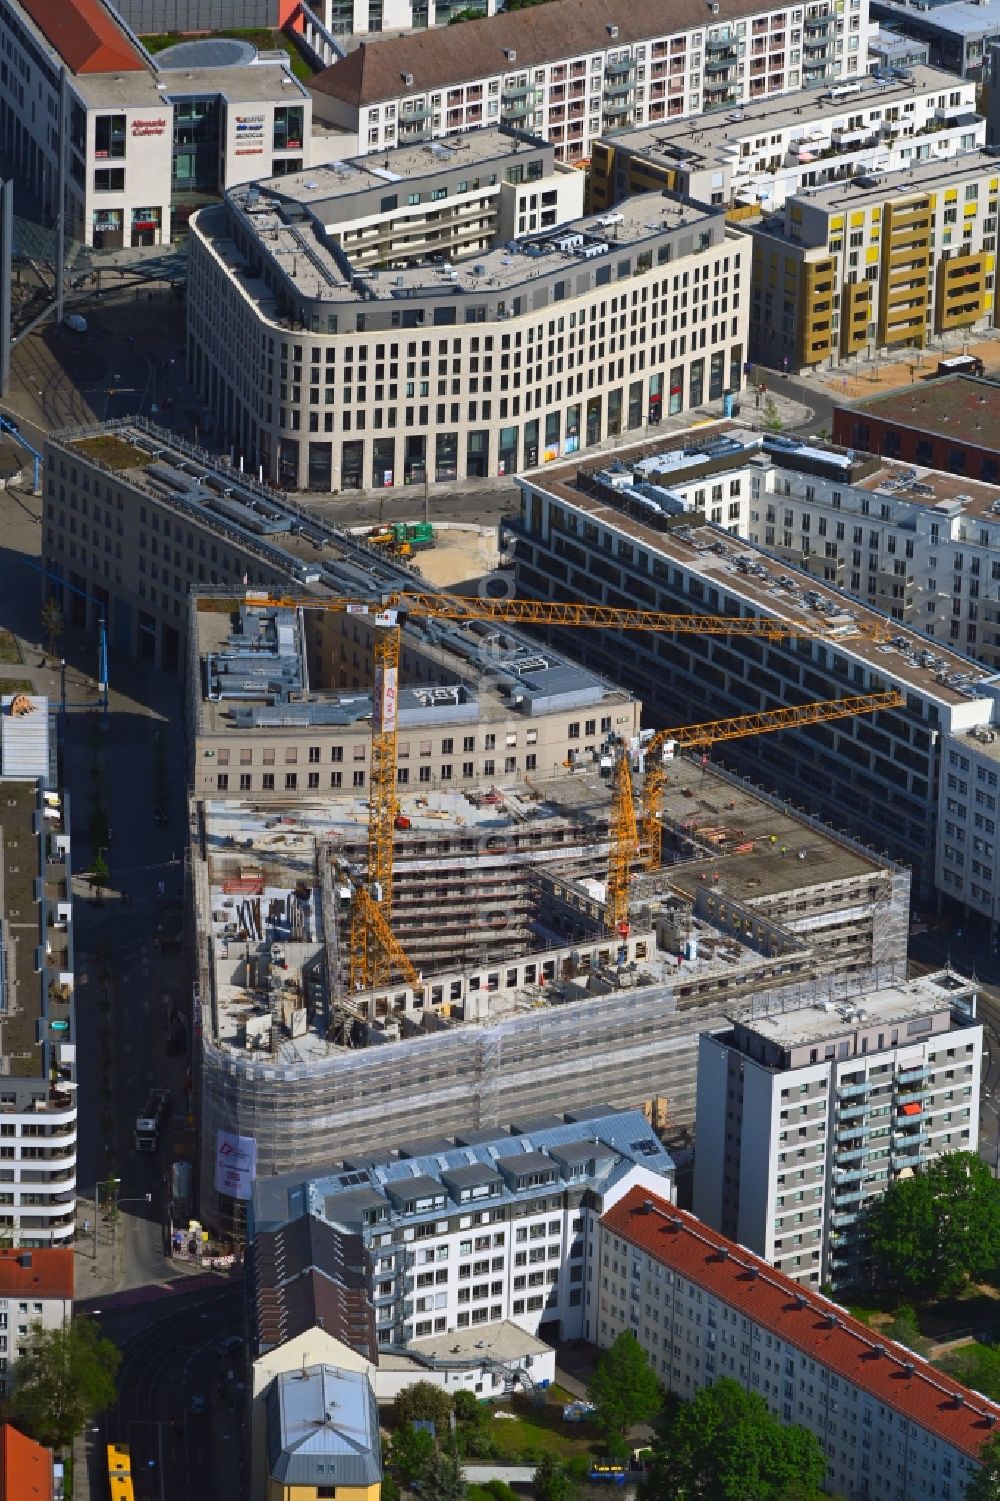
top-left (248, 1107), bottom-right (675, 1350)
top-left (692, 971), bottom-right (982, 1291)
top-left (309, 0), bottom-right (868, 165)
top-left (589, 65), bottom-right (983, 216)
top-left (593, 1187), bottom-right (998, 1500)
top-left (0, 696), bottom-right (77, 1251)
top-left (0, 1248), bottom-right (73, 1398)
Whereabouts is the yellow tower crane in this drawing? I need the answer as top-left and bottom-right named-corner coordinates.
top-left (233, 590), bottom-right (897, 988)
top-left (639, 690), bottom-right (905, 870)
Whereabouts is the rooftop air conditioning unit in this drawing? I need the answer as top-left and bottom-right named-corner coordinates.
top-left (607, 23), bottom-right (619, 38)
top-left (402, 71), bottom-right (414, 86)
top-left (504, 48), bottom-right (517, 61)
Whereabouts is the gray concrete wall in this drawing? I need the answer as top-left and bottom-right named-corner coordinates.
top-left (115, 0), bottom-right (279, 34)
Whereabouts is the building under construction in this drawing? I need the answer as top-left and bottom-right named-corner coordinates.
top-left (193, 745), bottom-right (910, 1232)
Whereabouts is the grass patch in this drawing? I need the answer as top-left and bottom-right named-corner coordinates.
top-left (456, 1388), bottom-right (599, 1463)
top-left (72, 436), bottom-right (148, 471)
top-left (139, 27), bottom-right (317, 79)
top-left (0, 630), bottom-right (22, 665)
top-left (0, 679), bottom-right (33, 695)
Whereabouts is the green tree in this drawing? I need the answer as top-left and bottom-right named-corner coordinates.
top-left (393, 1378), bottom-right (453, 1432)
top-left (419, 1442), bottom-right (466, 1500)
top-left (453, 1387), bottom-right (483, 1423)
top-left (863, 1151), bottom-right (1000, 1298)
top-left (965, 1433), bottom-right (1000, 1501)
top-left (640, 1378), bottom-right (826, 1501)
top-left (11, 1317), bottom-right (120, 1450)
top-left (387, 1423), bottom-right (435, 1484)
top-left (40, 596), bottom-right (63, 662)
top-left (587, 1330), bottom-right (662, 1438)
top-left (942, 1342), bottom-right (1000, 1402)
top-left (762, 395), bottom-right (783, 432)
top-left (533, 1453), bottom-right (579, 1500)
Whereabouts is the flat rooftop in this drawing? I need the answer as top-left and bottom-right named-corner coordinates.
top-left (378, 1319), bottom-right (551, 1369)
top-left (72, 58), bottom-right (305, 109)
top-left (598, 63), bottom-right (966, 174)
top-left (223, 188), bottom-right (717, 302)
top-left (872, 0), bottom-right (1000, 36)
top-left (642, 753), bottom-right (891, 906)
top-left (196, 598), bottom-right (631, 736)
top-left (526, 428), bottom-right (996, 709)
top-left (842, 373), bottom-right (1000, 456)
top-left (262, 126), bottom-right (546, 209)
top-left (735, 969), bottom-right (977, 1049)
top-left (785, 145), bottom-right (998, 213)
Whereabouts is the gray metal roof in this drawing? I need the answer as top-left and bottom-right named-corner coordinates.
top-left (495, 1150), bottom-right (557, 1176)
top-left (548, 1140), bottom-right (618, 1166)
top-left (440, 1163), bottom-right (503, 1191)
top-left (253, 1109), bottom-right (674, 1236)
top-left (266, 1365), bottom-right (381, 1488)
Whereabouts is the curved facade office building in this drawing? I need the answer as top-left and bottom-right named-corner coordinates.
top-left (186, 128), bottom-right (750, 493)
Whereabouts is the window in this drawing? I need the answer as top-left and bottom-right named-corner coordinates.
top-left (94, 114), bottom-right (126, 159)
top-left (93, 167), bottom-right (124, 191)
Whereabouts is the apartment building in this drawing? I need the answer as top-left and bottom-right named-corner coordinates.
top-left (741, 431), bottom-right (1000, 663)
top-left (248, 1108), bottom-right (674, 1352)
top-left (188, 163), bottom-right (749, 493)
top-left (750, 149), bottom-right (1000, 372)
top-left (192, 600), bottom-right (639, 802)
top-left (936, 725), bottom-right (1000, 929)
top-left (0, 0), bottom-right (312, 248)
top-left (593, 1188), bottom-right (998, 1500)
top-left (589, 67), bottom-right (982, 217)
top-left (0, 1249), bottom-right (73, 1399)
top-left (308, 0), bottom-right (866, 165)
top-left (0, 697), bottom-right (77, 1251)
top-left (693, 970), bottom-right (982, 1291)
top-left (511, 433), bottom-right (1000, 897)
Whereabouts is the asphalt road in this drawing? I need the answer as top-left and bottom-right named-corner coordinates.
top-left (80, 1278), bottom-right (246, 1501)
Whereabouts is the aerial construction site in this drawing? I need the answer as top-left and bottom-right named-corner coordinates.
top-left (190, 587), bottom-right (910, 1232)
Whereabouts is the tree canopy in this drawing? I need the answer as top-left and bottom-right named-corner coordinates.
top-left (965, 1433), bottom-right (1000, 1501)
top-left (387, 1423), bottom-right (435, 1484)
top-left (863, 1151), bottom-right (1000, 1298)
top-left (393, 1378), bottom-right (453, 1432)
top-left (11, 1317), bottom-right (120, 1451)
top-left (640, 1378), bottom-right (827, 1501)
top-left (419, 1443), bottom-right (466, 1500)
top-left (533, 1453), bottom-right (580, 1500)
top-left (587, 1330), bottom-right (662, 1438)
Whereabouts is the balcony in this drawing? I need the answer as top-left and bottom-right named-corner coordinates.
top-left (399, 102), bottom-right (433, 120)
top-left (837, 1102), bottom-right (868, 1120)
top-left (706, 32), bottom-right (736, 51)
top-left (835, 1166), bottom-right (866, 1183)
top-left (838, 1081), bottom-right (871, 1099)
top-left (605, 57), bottom-right (636, 78)
top-left (502, 84), bottom-right (535, 100)
top-left (603, 79), bottom-right (635, 98)
top-left (501, 100), bottom-right (534, 121)
top-left (805, 14), bottom-right (833, 30)
top-left (838, 1147), bottom-right (867, 1164)
top-left (897, 1066), bottom-right (930, 1085)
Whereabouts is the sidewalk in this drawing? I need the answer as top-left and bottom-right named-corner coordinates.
top-left (810, 327), bottom-right (1000, 403)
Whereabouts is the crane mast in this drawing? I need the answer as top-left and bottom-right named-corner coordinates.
top-left (221, 592), bottom-right (904, 988)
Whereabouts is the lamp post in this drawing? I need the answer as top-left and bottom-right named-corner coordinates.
top-left (112, 1194), bottom-right (152, 1284)
top-left (93, 1177), bottom-right (120, 1262)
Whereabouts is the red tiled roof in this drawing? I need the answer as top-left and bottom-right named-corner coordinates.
top-left (0, 1248), bottom-right (73, 1301)
top-left (311, 0), bottom-right (783, 107)
top-left (0, 1424), bottom-right (52, 1501)
top-left (17, 0), bottom-right (146, 74)
top-left (602, 1187), bottom-right (1000, 1463)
